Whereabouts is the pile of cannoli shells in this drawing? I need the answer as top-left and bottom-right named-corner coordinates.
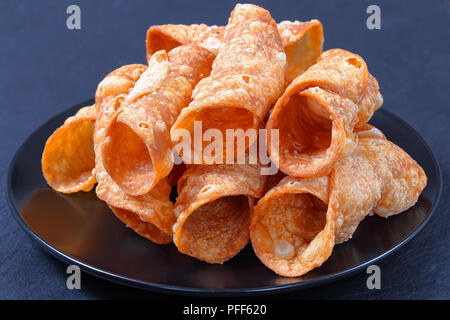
top-left (42, 4), bottom-right (427, 277)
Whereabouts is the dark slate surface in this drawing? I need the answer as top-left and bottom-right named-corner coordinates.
top-left (0, 0), bottom-right (449, 299)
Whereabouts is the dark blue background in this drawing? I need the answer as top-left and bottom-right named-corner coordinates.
top-left (0, 0), bottom-right (449, 299)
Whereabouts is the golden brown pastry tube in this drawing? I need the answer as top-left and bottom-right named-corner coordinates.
top-left (98, 177), bottom-right (174, 244)
top-left (147, 24), bottom-right (224, 57)
top-left (42, 105), bottom-right (97, 193)
top-left (108, 205), bottom-right (172, 244)
top-left (250, 127), bottom-right (427, 277)
top-left (267, 49), bottom-right (384, 178)
top-left (94, 65), bottom-right (146, 188)
top-left (251, 175), bottom-right (332, 276)
top-left (101, 44), bottom-right (215, 196)
top-left (173, 164), bottom-right (266, 263)
top-left (171, 4), bottom-right (287, 164)
top-left (277, 20), bottom-right (323, 84)
top-left (94, 64), bottom-right (174, 244)
top-left (146, 20), bottom-right (323, 84)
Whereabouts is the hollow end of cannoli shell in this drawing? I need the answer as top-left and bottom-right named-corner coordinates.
top-left (250, 177), bottom-right (334, 277)
top-left (42, 107), bottom-right (97, 193)
top-left (267, 88), bottom-right (346, 178)
top-left (171, 105), bottom-right (261, 164)
top-left (281, 20), bottom-right (324, 84)
top-left (173, 195), bottom-right (255, 264)
top-left (146, 26), bottom-right (184, 61)
top-left (101, 110), bottom-right (169, 196)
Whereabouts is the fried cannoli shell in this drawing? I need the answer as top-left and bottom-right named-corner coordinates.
top-left (101, 44), bottom-right (214, 196)
top-left (330, 130), bottom-right (427, 242)
top-left (147, 24), bottom-right (224, 57)
top-left (94, 64), bottom-right (146, 189)
top-left (173, 164), bottom-right (266, 263)
top-left (250, 176), bottom-right (333, 277)
top-left (251, 128), bottom-right (426, 277)
top-left (146, 20), bottom-right (323, 84)
top-left (95, 64), bottom-right (148, 111)
top-left (93, 64), bottom-right (147, 183)
top-left (277, 20), bottom-right (323, 84)
top-left (171, 4), bottom-right (287, 164)
top-left (42, 105), bottom-right (97, 193)
top-left (267, 49), bottom-right (384, 178)
top-left (94, 64), bottom-right (147, 171)
top-left (93, 64), bottom-right (147, 189)
top-left (108, 205), bottom-right (172, 244)
top-left (357, 129), bottom-right (428, 219)
top-left (97, 174), bottom-right (174, 239)
top-left (94, 64), bottom-right (176, 239)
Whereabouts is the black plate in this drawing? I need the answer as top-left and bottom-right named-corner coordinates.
top-left (7, 99), bottom-right (442, 296)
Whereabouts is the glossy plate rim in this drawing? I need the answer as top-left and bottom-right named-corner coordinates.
top-left (6, 99), bottom-right (443, 296)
